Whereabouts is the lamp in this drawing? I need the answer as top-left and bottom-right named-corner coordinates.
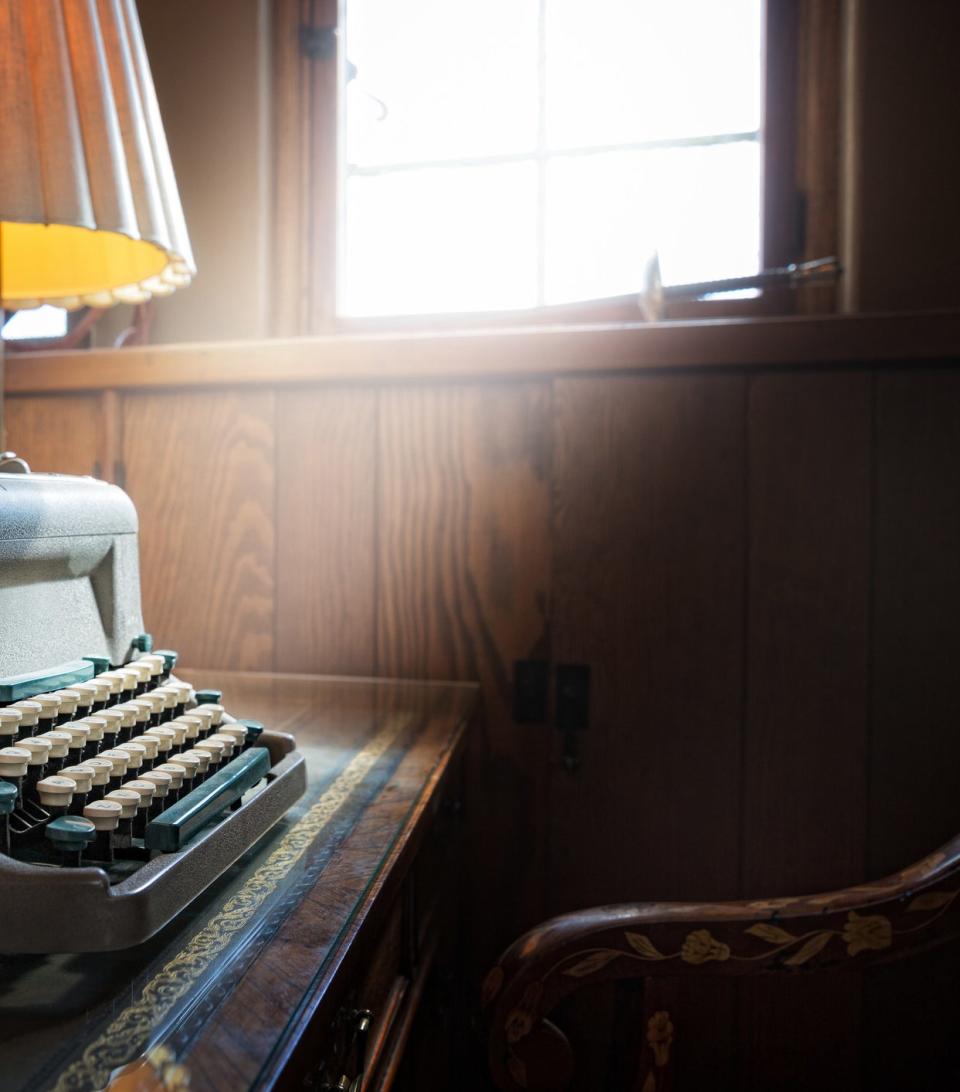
top-left (0, 0), bottom-right (194, 312)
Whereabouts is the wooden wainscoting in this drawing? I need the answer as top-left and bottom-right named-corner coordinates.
top-left (6, 314), bottom-right (960, 1090)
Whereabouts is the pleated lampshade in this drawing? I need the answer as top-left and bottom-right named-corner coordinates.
top-left (0, 0), bottom-right (195, 310)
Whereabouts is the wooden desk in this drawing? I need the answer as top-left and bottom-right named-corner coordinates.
top-left (0, 672), bottom-right (478, 1092)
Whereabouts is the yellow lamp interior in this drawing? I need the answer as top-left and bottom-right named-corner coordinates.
top-left (0, 221), bottom-right (170, 308)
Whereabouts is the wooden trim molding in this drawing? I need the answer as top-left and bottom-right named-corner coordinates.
top-left (4, 311), bottom-right (960, 395)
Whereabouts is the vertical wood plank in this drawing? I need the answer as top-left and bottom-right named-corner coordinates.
top-left (866, 367), bottom-right (960, 1090)
top-left (740, 372), bottom-right (871, 1092)
top-left (550, 374), bottom-right (745, 1088)
top-left (550, 373), bottom-right (746, 909)
top-left (122, 389), bottom-right (275, 670)
top-left (5, 393), bottom-right (103, 476)
top-left (872, 368), bottom-right (960, 874)
top-left (376, 381), bottom-right (552, 965)
top-left (275, 386), bottom-right (376, 675)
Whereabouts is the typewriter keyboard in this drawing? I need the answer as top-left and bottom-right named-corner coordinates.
top-left (0, 650), bottom-right (276, 881)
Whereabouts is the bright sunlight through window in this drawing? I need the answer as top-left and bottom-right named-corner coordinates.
top-left (1, 305), bottom-right (68, 341)
top-left (341, 0), bottom-right (762, 317)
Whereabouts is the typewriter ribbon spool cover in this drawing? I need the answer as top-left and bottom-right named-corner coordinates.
top-left (0, 469), bottom-right (307, 953)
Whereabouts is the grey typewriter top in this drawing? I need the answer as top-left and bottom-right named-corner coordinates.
top-left (0, 470), bottom-right (144, 692)
top-left (0, 471), bottom-right (137, 540)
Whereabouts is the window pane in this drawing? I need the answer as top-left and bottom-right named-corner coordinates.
top-left (1, 305), bottom-right (69, 341)
top-left (345, 0), bottom-right (539, 167)
top-left (546, 0), bottom-right (762, 150)
top-left (545, 141), bottom-right (761, 304)
top-left (342, 162), bottom-right (538, 316)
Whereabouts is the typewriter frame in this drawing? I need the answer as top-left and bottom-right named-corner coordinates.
top-left (0, 730), bottom-right (306, 954)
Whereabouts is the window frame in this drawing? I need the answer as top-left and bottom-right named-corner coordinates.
top-left (272, 0), bottom-right (839, 337)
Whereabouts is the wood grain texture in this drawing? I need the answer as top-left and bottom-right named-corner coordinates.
top-left (8, 312), bottom-right (960, 395)
top-left (871, 369), bottom-right (960, 875)
top-left (376, 382), bottom-right (552, 964)
top-left (275, 386), bottom-right (376, 675)
top-left (4, 393), bottom-right (104, 476)
top-left (550, 373), bottom-right (746, 913)
top-left (739, 373), bottom-right (871, 1092)
top-left (121, 390), bottom-right (275, 670)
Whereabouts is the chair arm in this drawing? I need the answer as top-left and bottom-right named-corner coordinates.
top-left (483, 837), bottom-right (960, 1091)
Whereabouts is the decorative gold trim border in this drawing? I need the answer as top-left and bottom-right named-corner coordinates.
top-left (52, 716), bottom-right (410, 1092)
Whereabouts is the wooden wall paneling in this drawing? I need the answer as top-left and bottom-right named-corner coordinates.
top-left (739, 372), bottom-right (871, 1092)
top-left (866, 367), bottom-right (960, 1089)
top-left (121, 389), bottom-right (275, 671)
top-left (5, 393), bottom-right (107, 477)
top-left (275, 386), bottom-right (376, 675)
top-left (376, 381), bottom-right (552, 971)
top-left (550, 374), bottom-right (746, 1089)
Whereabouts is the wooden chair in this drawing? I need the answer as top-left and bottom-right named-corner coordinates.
top-left (482, 834), bottom-right (960, 1090)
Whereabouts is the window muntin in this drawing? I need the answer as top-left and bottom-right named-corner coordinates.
top-left (341, 0), bottom-right (763, 318)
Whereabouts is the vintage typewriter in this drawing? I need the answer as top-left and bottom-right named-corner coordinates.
top-left (0, 457), bottom-right (306, 953)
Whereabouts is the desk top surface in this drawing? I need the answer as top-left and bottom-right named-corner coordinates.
top-left (0, 671), bottom-right (477, 1092)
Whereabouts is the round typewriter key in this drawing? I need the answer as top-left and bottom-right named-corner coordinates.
top-left (194, 703), bottom-right (225, 728)
top-left (99, 748), bottom-right (132, 786)
top-left (207, 732), bottom-right (237, 758)
top-left (0, 746), bottom-right (29, 779)
top-left (84, 798), bottom-right (122, 861)
top-left (165, 753), bottom-right (200, 785)
top-left (84, 798), bottom-right (122, 829)
top-left (145, 726), bottom-right (176, 755)
top-left (124, 778), bottom-right (156, 836)
top-left (104, 788), bottom-right (139, 818)
top-left (39, 731), bottom-right (71, 771)
top-left (114, 668), bottom-right (141, 694)
top-left (175, 714), bottom-right (203, 741)
top-left (0, 710), bottom-right (22, 742)
top-left (69, 686), bottom-right (95, 714)
top-left (180, 748), bottom-right (210, 780)
top-left (128, 697), bottom-right (158, 727)
top-left (36, 775), bottom-right (75, 815)
top-left (60, 763), bottom-right (95, 814)
top-left (107, 704), bottom-right (139, 743)
top-left (168, 681), bottom-right (193, 711)
top-left (166, 719), bottom-right (189, 747)
top-left (104, 788), bottom-right (139, 844)
top-left (130, 736), bottom-right (159, 771)
top-left (194, 738), bottom-right (225, 767)
top-left (10, 700), bottom-right (41, 729)
top-left (84, 757), bottom-right (114, 798)
top-left (74, 715), bottom-right (106, 759)
top-left (154, 762), bottom-right (185, 797)
top-left (141, 770), bottom-right (172, 815)
top-left (96, 672), bottom-right (126, 697)
top-left (52, 689), bottom-right (81, 721)
top-left (137, 655), bottom-right (165, 679)
top-left (60, 722), bottom-right (90, 756)
top-left (31, 694), bottom-right (62, 728)
top-left (118, 742), bottom-right (146, 771)
top-left (75, 679), bottom-right (109, 711)
top-left (151, 686), bottom-right (178, 712)
top-left (190, 708), bottom-right (214, 735)
top-left (0, 782), bottom-right (15, 854)
top-left (45, 815), bottom-right (96, 866)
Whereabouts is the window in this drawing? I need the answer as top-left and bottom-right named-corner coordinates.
top-left (1, 305), bottom-right (68, 342)
top-left (340, 0), bottom-right (763, 318)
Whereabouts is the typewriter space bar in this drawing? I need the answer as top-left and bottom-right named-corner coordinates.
top-left (144, 747), bottom-right (272, 852)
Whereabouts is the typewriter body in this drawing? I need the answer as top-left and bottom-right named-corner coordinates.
top-left (0, 464), bottom-right (306, 954)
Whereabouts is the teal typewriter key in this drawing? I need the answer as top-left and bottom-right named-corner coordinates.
top-left (0, 781), bottom-right (16, 854)
top-left (0, 747), bottom-right (29, 805)
top-left (156, 650), bottom-right (178, 682)
top-left (132, 634), bottom-right (154, 653)
top-left (145, 746), bottom-right (271, 852)
top-left (194, 689), bottom-right (223, 707)
top-left (237, 719), bottom-right (265, 746)
top-left (45, 815), bottom-right (96, 867)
